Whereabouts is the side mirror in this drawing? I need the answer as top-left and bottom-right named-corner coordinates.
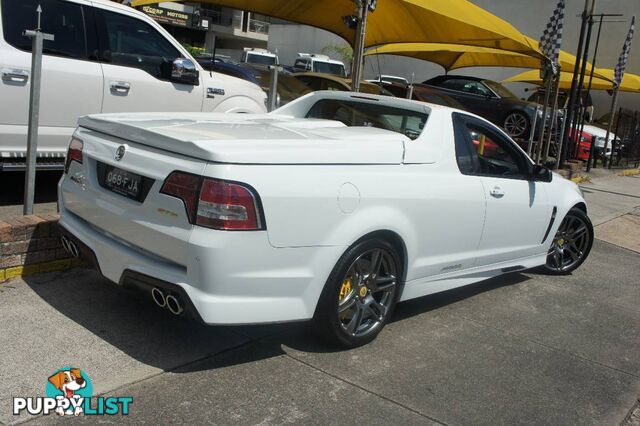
top-left (170, 58), bottom-right (199, 86)
top-left (531, 164), bottom-right (553, 182)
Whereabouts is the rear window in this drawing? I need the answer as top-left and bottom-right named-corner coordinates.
top-left (312, 61), bottom-right (346, 77)
top-left (1, 0), bottom-right (87, 59)
top-left (305, 99), bottom-right (428, 140)
top-left (246, 53), bottom-right (276, 66)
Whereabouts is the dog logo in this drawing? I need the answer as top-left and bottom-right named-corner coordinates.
top-left (13, 367), bottom-right (132, 417)
top-left (114, 145), bottom-right (126, 161)
top-left (47, 368), bottom-right (90, 416)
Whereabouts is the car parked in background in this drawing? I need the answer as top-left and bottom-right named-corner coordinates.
top-left (0, 0), bottom-right (266, 171)
top-left (241, 47), bottom-right (279, 66)
top-left (293, 72), bottom-right (394, 97)
top-left (527, 89), bottom-right (594, 123)
top-left (380, 82), bottom-right (466, 109)
top-left (58, 90), bottom-right (592, 348)
top-left (581, 124), bottom-right (617, 158)
top-left (423, 75), bottom-right (542, 139)
top-left (367, 75), bottom-right (409, 85)
top-left (569, 129), bottom-right (593, 161)
top-left (196, 58), bottom-right (311, 107)
top-left (292, 53), bottom-right (347, 77)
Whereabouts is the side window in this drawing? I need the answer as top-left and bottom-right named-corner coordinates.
top-left (294, 59), bottom-right (308, 70)
top-left (95, 9), bottom-right (182, 78)
top-left (453, 114), bottom-right (529, 179)
top-left (1, 0), bottom-right (87, 59)
top-left (460, 81), bottom-right (491, 96)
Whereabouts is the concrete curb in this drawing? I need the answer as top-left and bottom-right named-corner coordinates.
top-left (0, 214), bottom-right (81, 283)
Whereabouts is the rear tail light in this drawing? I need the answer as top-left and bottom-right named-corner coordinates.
top-left (160, 172), bottom-right (263, 231)
top-left (64, 138), bottom-right (83, 173)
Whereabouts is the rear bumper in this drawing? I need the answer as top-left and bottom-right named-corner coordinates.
top-left (58, 226), bottom-right (204, 323)
top-left (57, 200), bottom-right (345, 325)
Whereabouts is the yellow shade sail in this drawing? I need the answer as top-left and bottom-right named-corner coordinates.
top-left (503, 70), bottom-right (640, 93)
top-left (365, 39), bottom-right (608, 80)
top-left (131, 0), bottom-right (541, 56)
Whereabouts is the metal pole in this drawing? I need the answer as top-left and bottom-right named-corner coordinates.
top-left (22, 5), bottom-right (54, 215)
top-left (267, 65), bottom-right (281, 112)
top-left (350, 2), bottom-right (368, 92)
top-left (544, 75), bottom-right (562, 162)
top-left (527, 105), bottom-right (539, 157)
top-left (535, 72), bottom-right (553, 163)
top-left (555, 108), bottom-right (568, 170)
top-left (571, 9), bottom-right (596, 161)
top-left (585, 15), bottom-right (605, 171)
top-left (602, 87), bottom-right (620, 168)
top-left (609, 106), bottom-right (624, 169)
top-left (559, 0), bottom-right (592, 167)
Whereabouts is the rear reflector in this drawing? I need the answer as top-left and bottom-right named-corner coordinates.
top-left (64, 138), bottom-right (83, 173)
top-left (160, 172), bottom-right (262, 231)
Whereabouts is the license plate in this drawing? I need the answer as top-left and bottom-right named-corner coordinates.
top-left (103, 166), bottom-right (143, 201)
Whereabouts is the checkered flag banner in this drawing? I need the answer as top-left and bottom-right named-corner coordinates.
top-left (355, 0), bottom-right (376, 12)
top-left (614, 16), bottom-right (635, 89)
top-left (539, 0), bottom-right (565, 77)
top-left (367, 0), bottom-right (376, 12)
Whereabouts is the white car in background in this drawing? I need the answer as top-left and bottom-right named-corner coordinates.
top-left (0, 0), bottom-right (266, 171)
top-left (58, 91), bottom-right (593, 348)
top-left (292, 53), bottom-right (347, 77)
top-left (582, 124), bottom-right (618, 157)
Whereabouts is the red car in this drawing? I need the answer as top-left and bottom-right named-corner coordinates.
top-left (570, 129), bottom-right (593, 161)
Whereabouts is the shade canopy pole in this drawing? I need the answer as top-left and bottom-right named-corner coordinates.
top-left (350, 2), bottom-right (369, 91)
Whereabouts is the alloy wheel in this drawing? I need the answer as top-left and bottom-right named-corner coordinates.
top-left (504, 112), bottom-right (529, 138)
top-left (546, 211), bottom-right (592, 273)
top-left (337, 248), bottom-right (398, 338)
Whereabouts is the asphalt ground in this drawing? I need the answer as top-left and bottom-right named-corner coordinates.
top-left (0, 172), bottom-right (639, 425)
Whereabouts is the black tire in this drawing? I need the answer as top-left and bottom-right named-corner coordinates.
top-left (503, 111), bottom-right (531, 139)
top-left (313, 238), bottom-right (403, 348)
top-left (544, 207), bottom-right (594, 275)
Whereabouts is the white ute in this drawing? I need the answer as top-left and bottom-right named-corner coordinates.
top-left (0, 0), bottom-right (266, 171)
top-left (58, 91), bottom-right (594, 347)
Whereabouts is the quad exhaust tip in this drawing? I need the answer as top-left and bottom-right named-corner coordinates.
top-left (60, 236), bottom-right (79, 258)
top-left (151, 287), bottom-right (183, 315)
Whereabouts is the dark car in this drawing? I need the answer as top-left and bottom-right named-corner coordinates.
top-left (196, 57), bottom-right (311, 107)
top-left (423, 75), bottom-right (541, 139)
top-left (380, 82), bottom-right (466, 109)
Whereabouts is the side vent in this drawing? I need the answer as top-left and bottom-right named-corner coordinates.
top-left (541, 206), bottom-right (558, 244)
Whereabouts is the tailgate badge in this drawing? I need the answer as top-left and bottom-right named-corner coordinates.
top-left (115, 145), bottom-right (126, 161)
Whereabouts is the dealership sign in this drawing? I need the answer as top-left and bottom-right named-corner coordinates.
top-left (142, 5), bottom-right (191, 27)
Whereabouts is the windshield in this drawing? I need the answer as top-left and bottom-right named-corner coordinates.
top-left (312, 61), bottom-right (346, 77)
top-left (247, 53), bottom-right (277, 66)
top-left (305, 99), bottom-right (428, 140)
top-left (483, 80), bottom-right (517, 99)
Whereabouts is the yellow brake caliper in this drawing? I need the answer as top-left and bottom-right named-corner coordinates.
top-left (339, 276), bottom-right (353, 302)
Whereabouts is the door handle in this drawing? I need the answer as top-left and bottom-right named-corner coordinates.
top-left (1, 69), bottom-right (29, 84)
top-left (490, 186), bottom-right (505, 197)
top-left (110, 81), bottom-right (131, 94)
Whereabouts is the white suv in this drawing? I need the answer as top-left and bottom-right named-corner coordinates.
top-left (292, 53), bottom-right (347, 77)
top-left (0, 0), bottom-right (267, 170)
